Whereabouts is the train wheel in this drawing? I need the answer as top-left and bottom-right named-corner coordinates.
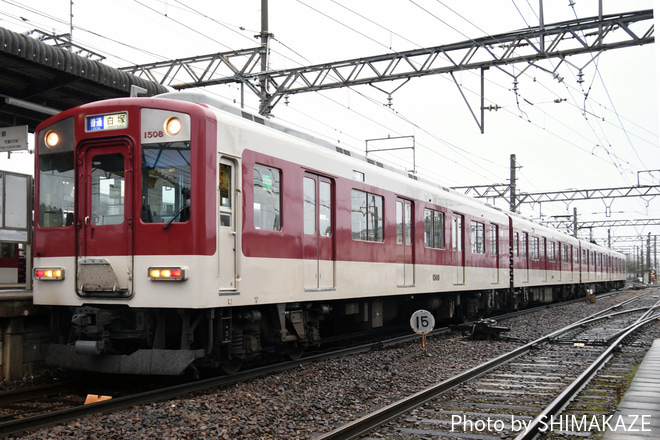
top-left (286, 343), bottom-right (305, 361)
top-left (221, 358), bottom-right (243, 375)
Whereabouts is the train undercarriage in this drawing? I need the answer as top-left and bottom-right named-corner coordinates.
top-left (43, 280), bottom-right (624, 375)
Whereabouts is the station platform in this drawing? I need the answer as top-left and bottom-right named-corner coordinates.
top-left (0, 289), bottom-right (50, 381)
top-left (603, 338), bottom-right (660, 438)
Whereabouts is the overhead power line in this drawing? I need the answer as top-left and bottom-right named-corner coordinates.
top-left (119, 9), bottom-right (654, 118)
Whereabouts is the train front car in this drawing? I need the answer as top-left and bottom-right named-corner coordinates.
top-left (33, 98), bottom-right (219, 375)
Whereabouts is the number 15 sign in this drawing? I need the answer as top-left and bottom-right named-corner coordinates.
top-left (410, 310), bottom-right (435, 352)
top-left (410, 309), bottom-right (435, 334)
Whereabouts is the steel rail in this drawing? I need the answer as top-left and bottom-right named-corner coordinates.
top-left (0, 327), bottom-right (449, 437)
top-left (0, 289), bottom-right (633, 437)
top-left (513, 313), bottom-right (660, 440)
top-left (315, 301), bottom-right (657, 440)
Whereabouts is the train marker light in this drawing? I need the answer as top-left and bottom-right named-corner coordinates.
top-left (165, 117), bottom-right (182, 136)
top-left (148, 266), bottom-right (187, 281)
top-left (34, 267), bottom-right (65, 280)
top-left (44, 130), bottom-right (60, 149)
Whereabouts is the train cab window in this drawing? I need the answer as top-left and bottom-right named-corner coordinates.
top-left (470, 221), bottom-right (485, 254)
top-left (38, 152), bottom-right (75, 227)
top-left (351, 190), bottom-right (383, 242)
top-left (141, 142), bottom-right (191, 224)
top-left (424, 208), bottom-right (444, 249)
top-left (254, 164), bottom-right (281, 231)
top-left (91, 153), bottom-right (125, 225)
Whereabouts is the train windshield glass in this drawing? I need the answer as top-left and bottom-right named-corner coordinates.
top-left (38, 152), bottom-right (75, 227)
top-left (141, 141), bottom-right (191, 224)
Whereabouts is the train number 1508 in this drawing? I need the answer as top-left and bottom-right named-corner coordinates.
top-left (143, 130), bottom-right (164, 139)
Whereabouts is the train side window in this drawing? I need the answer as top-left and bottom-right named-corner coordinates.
top-left (548, 241), bottom-right (555, 262)
top-left (304, 177), bottom-right (316, 235)
top-left (253, 164), bottom-right (281, 231)
top-left (351, 189), bottom-right (383, 242)
top-left (521, 233), bottom-right (528, 258)
top-left (424, 208), bottom-right (444, 249)
top-left (489, 224), bottom-right (498, 256)
top-left (319, 181), bottom-right (332, 237)
top-left (219, 163), bottom-right (231, 226)
top-left (470, 221), bottom-right (485, 254)
top-left (531, 237), bottom-right (539, 260)
top-left (452, 215), bottom-right (463, 252)
top-left (0, 243), bottom-right (15, 258)
top-left (513, 232), bottom-right (519, 257)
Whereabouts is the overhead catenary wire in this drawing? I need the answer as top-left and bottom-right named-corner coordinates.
top-left (0, 0), bottom-right (656, 233)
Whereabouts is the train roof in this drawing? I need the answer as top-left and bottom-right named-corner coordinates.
top-left (156, 92), bottom-right (497, 202)
top-left (155, 91), bottom-right (623, 258)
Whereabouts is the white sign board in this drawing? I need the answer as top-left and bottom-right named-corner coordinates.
top-left (0, 125), bottom-right (28, 152)
top-left (410, 309), bottom-right (435, 335)
top-left (0, 171), bottom-right (31, 243)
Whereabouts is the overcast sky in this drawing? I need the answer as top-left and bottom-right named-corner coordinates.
top-left (0, 0), bottom-right (657, 255)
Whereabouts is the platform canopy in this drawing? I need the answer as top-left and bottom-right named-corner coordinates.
top-left (0, 27), bottom-right (167, 132)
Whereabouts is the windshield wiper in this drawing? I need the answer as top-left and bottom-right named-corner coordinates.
top-left (162, 205), bottom-right (188, 230)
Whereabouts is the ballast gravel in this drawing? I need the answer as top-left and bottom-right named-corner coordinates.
top-left (7, 289), bottom-right (660, 440)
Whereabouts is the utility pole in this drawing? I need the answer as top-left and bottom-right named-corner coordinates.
top-left (648, 232), bottom-right (652, 283)
top-left (259, 0), bottom-right (271, 113)
top-left (69, 1), bottom-right (73, 50)
top-left (509, 154), bottom-right (517, 213)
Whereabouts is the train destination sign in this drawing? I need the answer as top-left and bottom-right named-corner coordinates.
top-left (85, 112), bottom-right (128, 132)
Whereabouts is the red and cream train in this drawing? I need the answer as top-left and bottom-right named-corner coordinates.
top-left (32, 92), bottom-right (626, 375)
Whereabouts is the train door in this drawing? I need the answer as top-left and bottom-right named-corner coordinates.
top-left (542, 238), bottom-right (548, 282)
top-left (218, 159), bottom-right (237, 290)
top-left (76, 139), bottom-right (133, 297)
top-left (522, 232), bottom-right (529, 282)
top-left (303, 173), bottom-right (334, 290)
top-left (490, 224), bottom-right (499, 284)
top-left (396, 198), bottom-right (414, 287)
top-left (452, 214), bottom-right (465, 284)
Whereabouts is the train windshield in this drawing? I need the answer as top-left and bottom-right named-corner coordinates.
top-left (141, 141), bottom-right (191, 224)
top-left (38, 152), bottom-right (75, 227)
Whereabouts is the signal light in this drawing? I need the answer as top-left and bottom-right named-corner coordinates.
top-left (148, 267), bottom-right (187, 281)
top-left (34, 267), bottom-right (65, 280)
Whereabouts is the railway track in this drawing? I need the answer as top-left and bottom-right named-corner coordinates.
top-left (0, 324), bottom-right (448, 438)
top-left (316, 291), bottom-right (660, 439)
top-left (0, 288), bottom-right (647, 438)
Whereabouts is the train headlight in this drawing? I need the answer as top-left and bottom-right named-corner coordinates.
top-left (44, 130), bottom-right (60, 149)
top-left (34, 267), bottom-right (65, 280)
top-left (164, 117), bottom-right (182, 136)
top-left (148, 266), bottom-right (188, 281)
